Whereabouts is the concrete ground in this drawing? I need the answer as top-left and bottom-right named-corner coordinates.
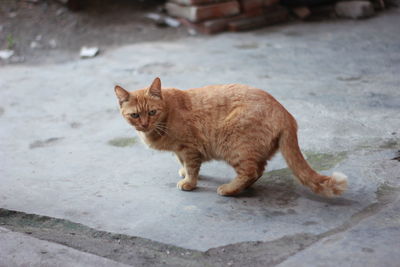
top-left (1, 7), bottom-right (400, 267)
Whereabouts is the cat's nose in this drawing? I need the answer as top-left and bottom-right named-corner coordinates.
top-left (142, 123), bottom-right (149, 129)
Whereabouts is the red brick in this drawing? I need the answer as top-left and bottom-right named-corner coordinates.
top-left (264, 4), bottom-right (286, 13)
top-left (180, 13), bottom-right (249, 34)
top-left (228, 5), bottom-right (288, 31)
top-left (263, 0), bottom-right (280, 6)
top-left (170, 0), bottom-right (230, 6)
top-left (166, 1), bottom-right (240, 22)
top-left (239, 0), bottom-right (264, 12)
top-left (228, 16), bottom-right (267, 31)
top-left (181, 18), bottom-right (230, 34)
top-left (243, 8), bottom-right (265, 16)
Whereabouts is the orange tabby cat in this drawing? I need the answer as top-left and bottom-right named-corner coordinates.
top-left (114, 77), bottom-right (347, 197)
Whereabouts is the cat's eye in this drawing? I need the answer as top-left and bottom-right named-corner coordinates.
top-left (148, 110), bottom-right (157, 116)
top-left (131, 113), bottom-right (139, 118)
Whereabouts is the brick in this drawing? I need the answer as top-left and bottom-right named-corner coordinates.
top-left (264, 4), bottom-right (289, 15)
top-left (263, 0), bottom-right (280, 6)
top-left (335, 1), bottom-right (375, 19)
top-left (228, 7), bottom-right (288, 31)
top-left (243, 8), bottom-right (265, 16)
top-left (180, 13), bottom-right (252, 34)
top-left (165, 1), bottom-right (240, 22)
top-left (181, 17), bottom-right (232, 33)
top-left (292, 6), bottom-right (311, 19)
top-left (228, 16), bottom-right (267, 31)
top-left (239, 0), bottom-right (264, 11)
top-left (169, 0), bottom-right (230, 6)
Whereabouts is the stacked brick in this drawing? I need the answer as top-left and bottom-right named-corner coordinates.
top-left (165, 0), bottom-right (289, 34)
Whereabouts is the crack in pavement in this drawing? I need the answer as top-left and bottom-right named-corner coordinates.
top-left (0, 183), bottom-right (398, 267)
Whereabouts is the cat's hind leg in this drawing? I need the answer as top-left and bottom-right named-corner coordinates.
top-left (218, 159), bottom-right (264, 196)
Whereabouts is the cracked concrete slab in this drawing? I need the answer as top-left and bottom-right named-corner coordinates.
top-left (0, 227), bottom-right (129, 267)
top-left (278, 196), bottom-right (400, 267)
top-left (0, 7), bottom-right (399, 265)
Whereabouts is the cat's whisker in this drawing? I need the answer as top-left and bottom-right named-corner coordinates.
top-left (156, 125), bottom-right (168, 135)
top-left (154, 127), bottom-right (162, 136)
top-left (154, 122), bottom-right (169, 136)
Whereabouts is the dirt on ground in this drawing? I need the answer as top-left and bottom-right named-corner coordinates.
top-left (0, 0), bottom-right (189, 65)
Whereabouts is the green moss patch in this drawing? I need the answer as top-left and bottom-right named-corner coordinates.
top-left (108, 137), bottom-right (137, 147)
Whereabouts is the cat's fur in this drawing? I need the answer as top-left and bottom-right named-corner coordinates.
top-left (115, 77), bottom-right (347, 197)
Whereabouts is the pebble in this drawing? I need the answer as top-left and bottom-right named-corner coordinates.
top-left (8, 12), bottom-right (17, 18)
top-left (80, 46), bottom-right (99, 58)
top-left (164, 17), bottom-right (181, 28)
top-left (49, 39), bottom-right (57, 49)
top-left (188, 28), bottom-right (197, 36)
top-left (56, 8), bottom-right (65, 16)
top-left (30, 41), bottom-right (41, 49)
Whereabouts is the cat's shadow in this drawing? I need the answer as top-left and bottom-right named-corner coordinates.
top-left (199, 175), bottom-right (228, 184)
top-left (190, 175), bottom-right (356, 207)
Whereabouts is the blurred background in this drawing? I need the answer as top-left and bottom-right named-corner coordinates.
top-left (1, 0), bottom-right (395, 64)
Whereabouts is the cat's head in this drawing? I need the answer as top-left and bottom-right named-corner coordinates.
top-left (114, 77), bottom-right (166, 132)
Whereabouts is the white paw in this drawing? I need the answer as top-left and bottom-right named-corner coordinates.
top-left (177, 179), bottom-right (196, 191)
top-left (178, 167), bottom-right (186, 178)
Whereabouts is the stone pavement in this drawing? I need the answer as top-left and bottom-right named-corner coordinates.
top-left (0, 8), bottom-right (399, 266)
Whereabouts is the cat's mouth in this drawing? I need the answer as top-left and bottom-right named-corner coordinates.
top-left (135, 126), bottom-right (152, 133)
top-left (136, 128), bottom-right (149, 132)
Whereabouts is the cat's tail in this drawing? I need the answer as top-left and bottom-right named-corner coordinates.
top-left (279, 125), bottom-right (348, 197)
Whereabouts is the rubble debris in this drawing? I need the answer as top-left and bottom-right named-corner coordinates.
top-left (165, 0), bottom-right (384, 33)
top-left (80, 47), bottom-right (99, 58)
top-left (166, 0), bottom-right (289, 33)
top-left (0, 50), bottom-right (14, 60)
top-left (335, 1), bottom-right (375, 19)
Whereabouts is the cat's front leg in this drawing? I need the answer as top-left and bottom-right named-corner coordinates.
top-left (175, 154), bottom-right (186, 178)
top-left (176, 151), bottom-right (202, 191)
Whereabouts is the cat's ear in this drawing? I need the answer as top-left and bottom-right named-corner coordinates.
top-left (114, 85), bottom-right (129, 106)
top-left (147, 77), bottom-right (162, 99)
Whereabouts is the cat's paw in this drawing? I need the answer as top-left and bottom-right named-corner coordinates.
top-left (177, 179), bottom-right (196, 191)
top-left (217, 184), bottom-right (241, 196)
top-left (178, 167), bottom-right (186, 178)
